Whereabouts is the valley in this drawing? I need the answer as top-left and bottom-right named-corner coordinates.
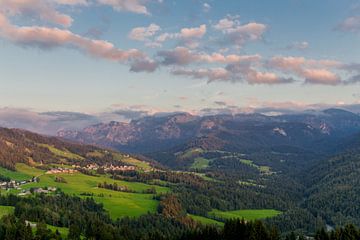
top-left (1, 108), bottom-right (360, 238)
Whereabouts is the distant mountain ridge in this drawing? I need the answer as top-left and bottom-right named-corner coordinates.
top-left (58, 108), bottom-right (360, 157)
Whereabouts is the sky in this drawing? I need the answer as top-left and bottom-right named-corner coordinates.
top-left (1, 0), bottom-right (360, 116)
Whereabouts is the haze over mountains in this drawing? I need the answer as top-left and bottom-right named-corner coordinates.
top-left (2, 104), bottom-right (360, 135)
top-left (58, 108), bottom-right (360, 156)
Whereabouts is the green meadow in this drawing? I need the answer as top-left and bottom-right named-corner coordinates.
top-left (0, 206), bottom-right (14, 218)
top-left (239, 159), bottom-right (271, 174)
top-left (209, 209), bottom-right (282, 221)
top-left (0, 165), bottom-right (32, 181)
top-left (29, 222), bottom-right (70, 239)
top-left (113, 153), bottom-right (152, 171)
top-left (1, 164), bottom-right (169, 219)
top-left (188, 214), bottom-right (224, 226)
top-left (45, 225), bottom-right (69, 238)
top-left (190, 157), bottom-right (211, 169)
top-left (38, 144), bottom-right (84, 161)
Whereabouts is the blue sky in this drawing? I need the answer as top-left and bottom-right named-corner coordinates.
top-left (0, 0), bottom-right (360, 115)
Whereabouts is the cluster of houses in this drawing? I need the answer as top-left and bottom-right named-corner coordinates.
top-left (72, 163), bottom-right (136, 172)
top-left (0, 177), bottom-right (39, 190)
top-left (103, 164), bottom-right (136, 172)
top-left (18, 187), bottom-right (57, 196)
top-left (45, 164), bottom-right (137, 175)
top-left (45, 167), bottom-right (78, 174)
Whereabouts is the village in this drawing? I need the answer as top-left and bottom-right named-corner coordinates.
top-left (0, 176), bottom-right (39, 191)
top-left (0, 163), bottom-right (137, 196)
top-left (45, 163), bottom-right (136, 175)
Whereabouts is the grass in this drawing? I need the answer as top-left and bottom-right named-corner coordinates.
top-left (190, 157), bottom-right (211, 169)
top-left (113, 153), bottom-right (152, 171)
top-left (38, 144), bottom-right (84, 161)
top-left (193, 173), bottom-right (218, 182)
top-left (0, 165), bottom-right (32, 181)
top-left (238, 180), bottom-right (264, 188)
top-left (180, 148), bottom-right (204, 159)
top-left (7, 164), bottom-right (169, 219)
top-left (29, 222), bottom-right (70, 239)
top-left (16, 164), bottom-right (45, 176)
top-left (46, 225), bottom-right (69, 238)
top-left (239, 159), bottom-right (259, 168)
top-left (0, 206), bottom-right (14, 218)
top-left (189, 214), bottom-right (224, 226)
top-left (86, 151), bottom-right (105, 158)
top-left (239, 159), bottom-right (271, 174)
top-left (209, 209), bottom-right (281, 221)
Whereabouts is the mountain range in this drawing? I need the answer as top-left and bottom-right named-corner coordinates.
top-left (58, 108), bottom-right (360, 163)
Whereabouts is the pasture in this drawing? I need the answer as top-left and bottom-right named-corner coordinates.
top-left (0, 206), bottom-right (14, 218)
top-left (209, 209), bottom-right (282, 221)
top-left (1, 164), bottom-right (170, 219)
top-left (189, 214), bottom-right (224, 226)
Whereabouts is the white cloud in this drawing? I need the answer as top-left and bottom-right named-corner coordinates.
top-left (128, 23), bottom-right (161, 41)
top-left (156, 24), bottom-right (207, 48)
top-left (203, 3), bottom-right (211, 12)
top-left (213, 16), bottom-right (267, 47)
top-left (97, 0), bottom-right (150, 15)
top-left (287, 41), bottom-right (309, 50)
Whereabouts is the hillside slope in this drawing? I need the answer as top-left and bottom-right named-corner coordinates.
top-left (0, 127), bottom-right (135, 170)
top-left (58, 109), bottom-right (360, 169)
top-left (304, 145), bottom-right (360, 226)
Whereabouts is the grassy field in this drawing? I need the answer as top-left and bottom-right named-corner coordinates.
top-left (190, 157), bottom-right (211, 169)
top-left (179, 148), bottom-right (204, 159)
top-left (189, 214), bottom-right (224, 226)
top-left (46, 225), bottom-right (69, 238)
top-left (239, 159), bottom-right (271, 174)
top-left (209, 209), bottom-right (281, 221)
top-left (0, 165), bottom-right (32, 181)
top-left (29, 222), bottom-right (70, 239)
top-left (113, 153), bottom-right (152, 171)
top-left (1, 164), bottom-right (170, 219)
top-left (238, 180), bottom-right (264, 188)
top-left (38, 144), bottom-right (84, 161)
top-left (0, 206), bottom-right (14, 218)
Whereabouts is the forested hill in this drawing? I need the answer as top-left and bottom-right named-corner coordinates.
top-left (0, 127), bottom-right (129, 170)
top-left (304, 146), bottom-right (360, 226)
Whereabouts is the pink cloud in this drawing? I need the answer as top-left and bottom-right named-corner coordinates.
top-left (180, 24), bottom-right (207, 39)
top-left (158, 47), bottom-right (261, 66)
top-left (54, 0), bottom-right (89, 5)
top-left (172, 63), bottom-right (293, 85)
top-left (213, 16), bottom-right (267, 47)
top-left (225, 63), bottom-right (294, 85)
top-left (155, 24), bottom-right (207, 48)
top-left (0, 0), bottom-right (74, 27)
top-left (268, 56), bottom-right (342, 85)
top-left (0, 12), bottom-right (156, 72)
top-left (303, 69), bottom-right (340, 85)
